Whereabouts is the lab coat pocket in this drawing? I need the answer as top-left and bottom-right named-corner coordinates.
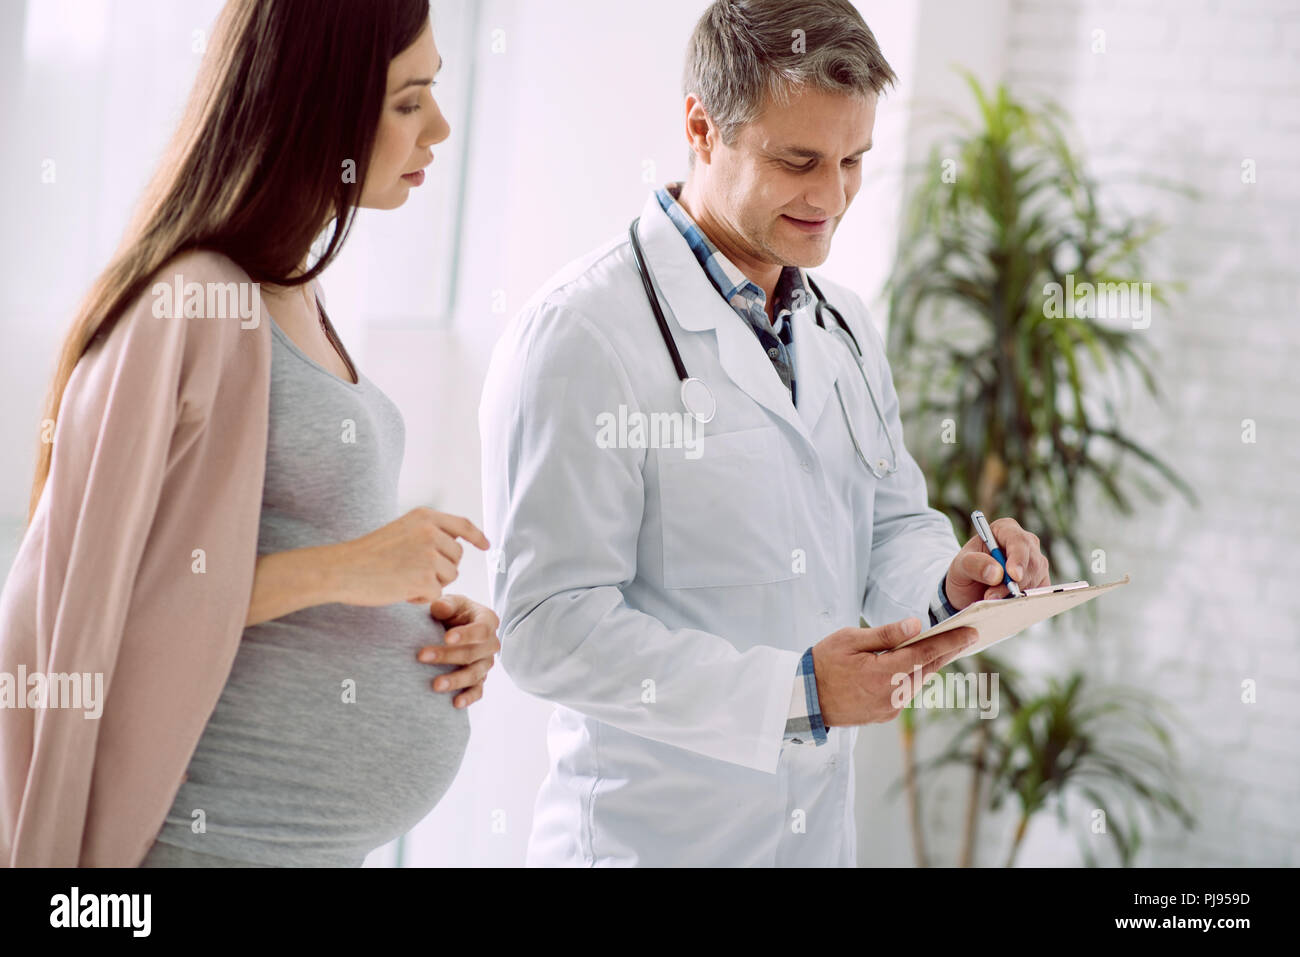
top-left (656, 425), bottom-right (799, 589)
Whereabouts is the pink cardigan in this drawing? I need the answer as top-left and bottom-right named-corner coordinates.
top-left (0, 250), bottom-right (274, 866)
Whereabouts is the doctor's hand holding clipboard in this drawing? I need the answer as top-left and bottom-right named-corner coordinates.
top-left (810, 513), bottom-right (1052, 728)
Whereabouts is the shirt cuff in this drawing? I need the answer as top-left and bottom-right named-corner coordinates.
top-left (929, 572), bottom-right (960, 626)
top-left (782, 647), bottom-right (828, 746)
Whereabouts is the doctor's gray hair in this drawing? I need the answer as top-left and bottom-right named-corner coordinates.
top-left (682, 0), bottom-right (897, 162)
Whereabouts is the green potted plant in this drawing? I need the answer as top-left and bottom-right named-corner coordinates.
top-left (887, 73), bottom-right (1198, 587)
top-left (883, 73), bottom-right (1199, 866)
top-left (892, 653), bottom-right (1195, 867)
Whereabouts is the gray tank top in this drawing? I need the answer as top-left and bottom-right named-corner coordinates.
top-left (150, 300), bottom-right (470, 866)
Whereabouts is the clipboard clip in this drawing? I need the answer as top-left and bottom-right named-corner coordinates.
top-left (1019, 580), bottom-right (1090, 597)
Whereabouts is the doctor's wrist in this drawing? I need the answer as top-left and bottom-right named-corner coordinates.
top-left (810, 642), bottom-right (831, 728)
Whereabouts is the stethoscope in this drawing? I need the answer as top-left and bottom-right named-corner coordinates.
top-left (628, 216), bottom-right (900, 479)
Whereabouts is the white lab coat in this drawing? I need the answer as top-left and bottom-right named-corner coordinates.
top-left (479, 190), bottom-right (961, 866)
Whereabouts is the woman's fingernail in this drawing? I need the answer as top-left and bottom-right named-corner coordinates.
top-left (446, 633), bottom-right (459, 644)
top-left (419, 650), bottom-right (437, 662)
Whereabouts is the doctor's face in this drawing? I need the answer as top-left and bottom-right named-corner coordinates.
top-left (686, 86), bottom-right (877, 271)
top-left (359, 22), bottom-right (450, 210)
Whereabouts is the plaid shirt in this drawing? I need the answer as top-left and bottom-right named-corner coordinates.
top-left (655, 184), bottom-right (802, 401)
top-left (655, 183), bottom-right (959, 748)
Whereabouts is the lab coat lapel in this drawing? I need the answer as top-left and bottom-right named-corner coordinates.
top-left (635, 192), bottom-right (814, 446)
top-left (791, 298), bottom-right (839, 433)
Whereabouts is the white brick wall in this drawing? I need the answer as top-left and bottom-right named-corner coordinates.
top-left (920, 0), bottom-right (1300, 867)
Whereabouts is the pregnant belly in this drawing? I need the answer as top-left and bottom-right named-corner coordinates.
top-left (179, 600), bottom-right (471, 854)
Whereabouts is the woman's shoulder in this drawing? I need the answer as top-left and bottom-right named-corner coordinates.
top-left (152, 246), bottom-right (252, 283)
top-left (93, 247), bottom-right (272, 416)
top-left (140, 247), bottom-right (257, 317)
top-left (125, 246), bottom-right (270, 344)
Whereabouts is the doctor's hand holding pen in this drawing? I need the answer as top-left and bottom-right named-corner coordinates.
top-left (945, 513), bottom-right (1052, 608)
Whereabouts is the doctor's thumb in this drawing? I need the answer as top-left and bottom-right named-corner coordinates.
top-left (853, 616), bottom-right (923, 653)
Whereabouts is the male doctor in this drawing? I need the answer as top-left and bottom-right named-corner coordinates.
top-left (479, 0), bottom-right (1051, 866)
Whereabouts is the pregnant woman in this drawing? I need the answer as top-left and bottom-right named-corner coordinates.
top-left (0, 0), bottom-right (496, 867)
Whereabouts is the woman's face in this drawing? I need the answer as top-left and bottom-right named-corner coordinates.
top-left (359, 22), bottom-right (448, 209)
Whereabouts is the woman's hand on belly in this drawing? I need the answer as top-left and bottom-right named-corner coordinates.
top-left (417, 594), bottom-right (501, 709)
top-left (326, 507), bottom-right (490, 607)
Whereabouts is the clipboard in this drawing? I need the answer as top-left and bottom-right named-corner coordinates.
top-left (891, 574), bottom-right (1131, 659)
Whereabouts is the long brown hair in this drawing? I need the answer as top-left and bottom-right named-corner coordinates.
top-left (26, 0), bottom-right (431, 524)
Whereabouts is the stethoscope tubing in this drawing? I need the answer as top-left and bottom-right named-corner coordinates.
top-left (628, 217), bottom-right (899, 476)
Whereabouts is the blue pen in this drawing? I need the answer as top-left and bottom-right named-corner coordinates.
top-left (971, 510), bottom-right (1024, 598)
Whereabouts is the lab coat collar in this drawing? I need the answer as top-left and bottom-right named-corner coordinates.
top-left (635, 190), bottom-right (734, 335)
top-left (634, 191), bottom-right (841, 446)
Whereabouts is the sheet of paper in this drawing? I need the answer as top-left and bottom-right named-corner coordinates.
top-left (891, 573), bottom-right (1131, 659)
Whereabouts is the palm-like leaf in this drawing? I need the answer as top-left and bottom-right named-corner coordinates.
top-left (886, 72), bottom-right (1199, 589)
top-left (885, 75), bottom-right (1197, 865)
top-left (907, 665), bottom-right (1194, 866)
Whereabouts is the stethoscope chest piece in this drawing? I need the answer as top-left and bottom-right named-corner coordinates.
top-left (680, 377), bottom-right (716, 423)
